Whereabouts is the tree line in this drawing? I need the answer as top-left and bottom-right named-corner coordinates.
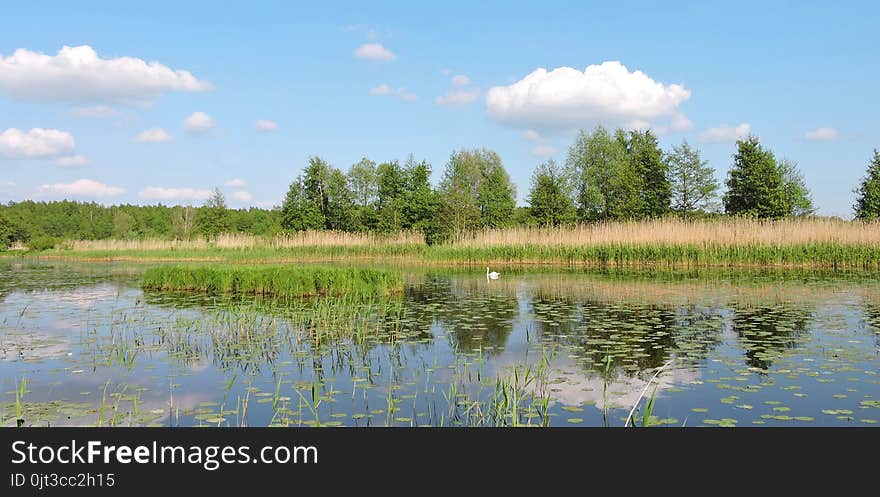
top-left (3, 127), bottom-right (880, 249)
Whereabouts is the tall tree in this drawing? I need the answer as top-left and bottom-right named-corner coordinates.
top-left (477, 156), bottom-right (517, 228)
top-left (280, 177), bottom-right (324, 231)
top-left (854, 149), bottom-right (880, 220)
top-left (325, 168), bottom-right (357, 230)
top-left (195, 188), bottom-right (232, 237)
top-left (347, 157), bottom-right (379, 231)
top-left (566, 126), bottom-right (641, 221)
top-left (779, 159), bottom-right (814, 216)
top-left (722, 136), bottom-right (787, 218)
top-left (667, 140), bottom-right (719, 215)
top-left (347, 157), bottom-right (379, 208)
top-left (375, 160), bottom-right (407, 232)
top-left (439, 148), bottom-right (516, 233)
top-left (619, 129), bottom-right (670, 217)
top-left (403, 155), bottom-right (449, 244)
top-left (172, 205), bottom-right (197, 239)
top-left (527, 159), bottom-right (576, 226)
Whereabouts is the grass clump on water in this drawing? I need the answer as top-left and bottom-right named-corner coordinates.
top-left (141, 265), bottom-right (403, 299)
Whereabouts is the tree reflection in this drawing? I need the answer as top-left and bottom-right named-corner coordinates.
top-left (730, 304), bottom-right (812, 370)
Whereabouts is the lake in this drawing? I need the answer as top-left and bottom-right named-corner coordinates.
top-left (2, 260), bottom-right (879, 427)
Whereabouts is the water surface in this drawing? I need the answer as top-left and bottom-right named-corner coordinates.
top-left (2, 261), bottom-right (879, 427)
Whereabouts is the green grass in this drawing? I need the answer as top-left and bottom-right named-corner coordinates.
top-left (19, 241), bottom-right (880, 268)
top-left (141, 264), bottom-right (403, 299)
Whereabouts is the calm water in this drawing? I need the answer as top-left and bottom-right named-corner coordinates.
top-left (1, 260), bottom-right (879, 427)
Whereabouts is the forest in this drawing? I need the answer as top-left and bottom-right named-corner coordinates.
top-left (2, 126), bottom-right (880, 250)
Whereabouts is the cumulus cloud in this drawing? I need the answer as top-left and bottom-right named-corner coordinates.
top-left (255, 119), bottom-right (278, 132)
top-left (134, 128), bottom-right (172, 143)
top-left (436, 89), bottom-right (478, 105)
top-left (0, 128), bottom-right (75, 159)
top-left (138, 186), bottom-right (211, 201)
top-left (70, 105), bottom-right (117, 118)
top-left (698, 123), bottom-right (751, 143)
top-left (224, 178), bottom-right (246, 187)
top-left (54, 154), bottom-right (90, 167)
top-left (354, 43), bottom-right (395, 61)
top-left (522, 130), bottom-right (541, 141)
top-left (0, 45), bottom-right (212, 105)
top-left (38, 178), bottom-right (123, 197)
top-left (486, 61), bottom-right (691, 132)
top-left (184, 111), bottom-right (215, 133)
top-left (369, 84), bottom-right (416, 102)
top-left (805, 127), bottom-right (838, 141)
top-left (531, 145), bottom-right (559, 157)
top-left (232, 191), bottom-right (253, 202)
top-left (452, 74), bottom-right (470, 87)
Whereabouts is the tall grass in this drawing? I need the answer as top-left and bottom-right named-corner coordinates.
top-left (141, 265), bottom-right (403, 299)
top-left (66, 230), bottom-right (424, 251)
top-left (28, 218), bottom-right (880, 268)
top-left (452, 217), bottom-right (880, 247)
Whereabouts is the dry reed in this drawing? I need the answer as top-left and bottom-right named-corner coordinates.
top-left (452, 218), bottom-right (880, 248)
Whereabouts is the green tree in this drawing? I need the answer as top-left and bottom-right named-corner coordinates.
top-left (326, 168), bottom-right (356, 230)
top-left (280, 177), bottom-right (324, 231)
top-left (439, 148), bottom-right (516, 233)
top-left (566, 126), bottom-right (641, 221)
top-left (348, 157), bottom-right (378, 208)
top-left (112, 210), bottom-right (136, 239)
top-left (375, 160), bottom-right (407, 232)
top-left (196, 188), bottom-right (232, 237)
top-left (722, 136), bottom-right (787, 218)
top-left (779, 159), bottom-right (814, 216)
top-left (0, 210), bottom-right (27, 249)
top-left (854, 150), bottom-right (880, 220)
top-left (527, 159), bottom-right (576, 226)
top-left (619, 129), bottom-right (670, 217)
top-left (403, 155), bottom-right (449, 244)
top-left (172, 205), bottom-right (197, 239)
top-left (667, 140), bottom-right (719, 215)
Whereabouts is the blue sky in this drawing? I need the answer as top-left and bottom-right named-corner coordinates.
top-left (1, 1), bottom-right (877, 217)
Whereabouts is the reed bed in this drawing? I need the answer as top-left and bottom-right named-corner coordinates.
top-left (66, 230), bottom-right (424, 252)
top-left (452, 218), bottom-right (880, 247)
top-left (141, 265), bottom-right (403, 299)
top-left (28, 218), bottom-right (880, 268)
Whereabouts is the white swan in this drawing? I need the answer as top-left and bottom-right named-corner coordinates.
top-left (486, 267), bottom-right (500, 280)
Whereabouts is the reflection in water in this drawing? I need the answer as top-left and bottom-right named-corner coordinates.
top-left (1, 261), bottom-right (879, 427)
top-left (730, 304), bottom-right (813, 370)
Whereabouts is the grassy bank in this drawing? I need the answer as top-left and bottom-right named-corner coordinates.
top-left (9, 218), bottom-right (880, 268)
top-left (141, 265), bottom-right (403, 298)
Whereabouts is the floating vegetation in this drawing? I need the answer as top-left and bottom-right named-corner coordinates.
top-left (2, 260), bottom-right (880, 427)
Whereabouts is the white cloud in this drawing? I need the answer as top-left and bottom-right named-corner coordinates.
top-left (805, 127), bottom-right (838, 141)
top-left (369, 84), bottom-right (416, 102)
top-left (39, 178), bottom-right (123, 197)
top-left (224, 178), bottom-right (246, 187)
top-left (699, 123), bottom-right (751, 143)
top-left (522, 130), bottom-right (541, 141)
top-left (134, 128), bottom-right (172, 143)
top-left (452, 74), bottom-right (470, 87)
top-left (138, 186), bottom-right (211, 201)
top-left (232, 190), bottom-right (253, 202)
top-left (354, 43), bottom-right (395, 61)
top-left (436, 89), bottom-right (478, 105)
top-left (184, 111), bottom-right (215, 133)
top-left (255, 119), bottom-right (278, 132)
top-left (0, 45), bottom-right (212, 105)
top-left (70, 105), bottom-right (117, 118)
top-left (0, 128), bottom-right (75, 159)
top-left (54, 154), bottom-right (90, 167)
top-left (531, 145), bottom-right (559, 157)
top-left (486, 61), bottom-right (691, 131)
